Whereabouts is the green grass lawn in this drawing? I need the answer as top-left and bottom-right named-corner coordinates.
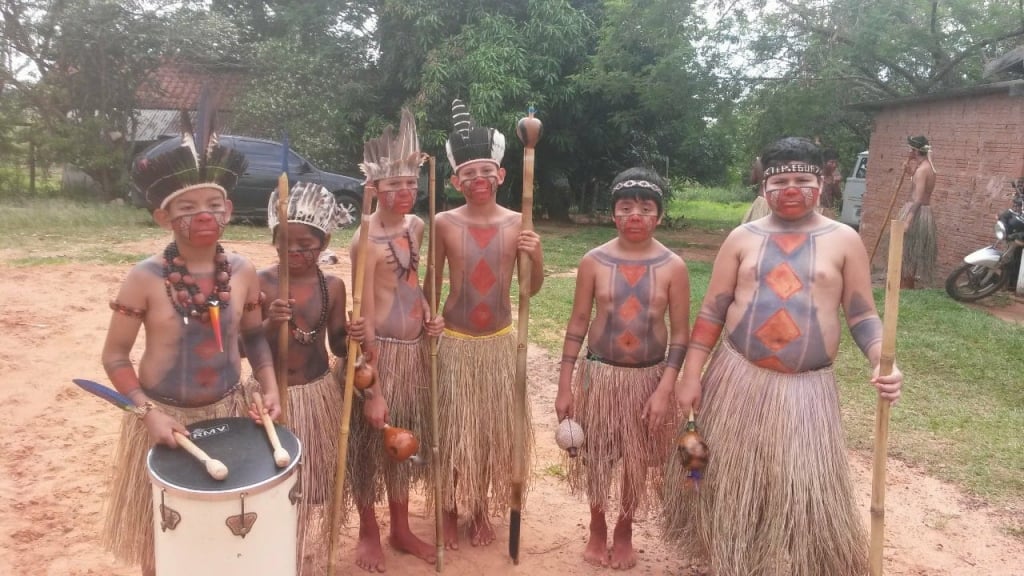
top-left (3, 197), bottom-right (1022, 516)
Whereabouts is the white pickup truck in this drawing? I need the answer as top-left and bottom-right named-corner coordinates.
top-left (840, 151), bottom-right (868, 229)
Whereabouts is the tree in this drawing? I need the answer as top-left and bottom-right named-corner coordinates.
top-left (1, 1), bottom-right (242, 199)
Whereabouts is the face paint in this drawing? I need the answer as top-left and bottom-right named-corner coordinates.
top-left (765, 186), bottom-right (820, 219)
top-left (613, 213), bottom-right (659, 242)
top-left (172, 210), bottom-right (228, 245)
top-left (286, 247), bottom-right (320, 269)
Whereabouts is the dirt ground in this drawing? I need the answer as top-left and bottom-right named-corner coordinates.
top-left (1, 234), bottom-right (1023, 575)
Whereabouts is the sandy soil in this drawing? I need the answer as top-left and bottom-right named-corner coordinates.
top-left (1, 235), bottom-right (1023, 576)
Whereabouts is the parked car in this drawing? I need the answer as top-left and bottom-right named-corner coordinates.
top-left (130, 135), bottom-right (375, 222)
top-left (839, 151), bottom-right (868, 229)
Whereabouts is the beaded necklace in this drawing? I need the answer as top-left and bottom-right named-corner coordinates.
top-left (384, 227), bottom-right (419, 281)
top-left (162, 242), bottom-right (231, 324)
top-left (286, 266), bottom-right (330, 345)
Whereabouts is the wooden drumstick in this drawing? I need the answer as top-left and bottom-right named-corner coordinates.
top-left (253, 391), bottom-right (291, 468)
top-left (172, 431), bottom-right (228, 480)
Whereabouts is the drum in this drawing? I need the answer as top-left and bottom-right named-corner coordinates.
top-left (147, 417), bottom-right (302, 576)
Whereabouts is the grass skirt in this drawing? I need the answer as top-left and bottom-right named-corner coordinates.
top-left (348, 335), bottom-right (430, 507)
top-left (900, 203), bottom-right (937, 283)
top-left (741, 196), bottom-right (770, 224)
top-left (565, 357), bottom-right (676, 517)
top-left (662, 340), bottom-right (867, 576)
top-left (435, 327), bottom-right (530, 517)
top-left (270, 370), bottom-right (344, 575)
top-left (101, 387), bottom-right (247, 572)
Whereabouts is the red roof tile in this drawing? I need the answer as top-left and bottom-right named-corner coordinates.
top-left (135, 61), bottom-right (247, 110)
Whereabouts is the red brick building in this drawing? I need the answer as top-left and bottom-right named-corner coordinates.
top-left (855, 80), bottom-right (1024, 285)
top-left (131, 62), bottom-right (247, 145)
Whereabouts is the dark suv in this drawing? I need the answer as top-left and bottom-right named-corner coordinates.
top-left (130, 135), bottom-right (367, 222)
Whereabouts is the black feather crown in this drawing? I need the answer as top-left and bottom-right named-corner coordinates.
top-left (133, 90), bottom-right (248, 210)
top-left (444, 99), bottom-right (505, 172)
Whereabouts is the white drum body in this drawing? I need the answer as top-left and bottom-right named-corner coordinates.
top-left (147, 417), bottom-right (302, 576)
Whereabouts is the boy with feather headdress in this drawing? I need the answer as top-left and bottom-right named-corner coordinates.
top-left (100, 91), bottom-right (280, 575)
top-left (345, 108), bottom-right (444, 571)
top-left (425, 99), bottom-right (544, 549)
top-left (256, 180), bottom-right (352, 574)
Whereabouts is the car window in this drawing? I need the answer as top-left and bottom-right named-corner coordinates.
top-left (855, 157), bottom-right (868, 179)
top-left (233, 140), bottom-right (281, 162)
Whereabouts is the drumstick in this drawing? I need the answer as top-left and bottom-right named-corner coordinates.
top-left (253, 391), bottom-right (291, 467)
top-left (172, 431), bottom-right (228, 480)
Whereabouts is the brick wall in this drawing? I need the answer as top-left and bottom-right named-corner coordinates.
top-left (858, 92), bottom-right (1024, 285)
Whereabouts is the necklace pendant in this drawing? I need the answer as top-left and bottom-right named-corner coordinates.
top-left (183, 316), bottom-right (189, 326)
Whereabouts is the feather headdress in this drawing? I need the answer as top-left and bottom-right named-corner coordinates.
top-left (359, 108), bottom-right (424, 183)
top-left (132, 87), bottom-right (248, 210)
top-left (444, 99), bottom-right (505, 172)
top-left (268, 181), bottom-right (352, 235)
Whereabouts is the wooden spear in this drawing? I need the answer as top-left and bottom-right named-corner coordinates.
top-left (426, 154), bottom-right (444, 572)
top-left (275, 135), bottom-right (290, 424)
top-left (869, 160), bottom-right (909, 265)
top-left (869, 219), bottom-right (905, 576)
top-left (509, 107), bottom-right (542, 564)
top-left (327, 184), bottom-right (376, 576)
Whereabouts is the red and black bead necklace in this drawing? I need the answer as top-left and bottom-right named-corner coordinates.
top-left (163, 241), bottom-right (232, 324)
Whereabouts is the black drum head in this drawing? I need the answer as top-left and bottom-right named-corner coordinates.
top-left (148, 417), bottom-right (301, 493)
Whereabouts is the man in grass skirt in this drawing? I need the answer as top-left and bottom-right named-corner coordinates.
top-left (900, 135), bottom-right (938, 289)
top-left (426, 99), bottom-right (545, 549)
top-left (256, 180), bottom-right (352, 574)
top-left (100, 100), bottom-right (280, 575)
top-left (345, 109), bottom-right (444, 572)
top-left (665, 137), bottom-right (904, 576)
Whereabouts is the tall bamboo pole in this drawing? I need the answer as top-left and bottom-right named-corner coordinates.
top-left (509, 107), bottom-right (542, 564)
top-left (426, 154), bottom-right (444, 571)
top-left (327, 187), bottom-right (376, 575)
top-left (869, 219), bottom-right (905, 576)
top-left (275, 139), bottom-right (290, 424)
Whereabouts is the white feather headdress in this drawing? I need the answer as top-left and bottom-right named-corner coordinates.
top-left (359, 108), bottom-right (424, 183)
top-left (268, 181), bottom-right (352, 235)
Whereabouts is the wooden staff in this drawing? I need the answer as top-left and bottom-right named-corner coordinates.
top-left (869, 160), bottom-right (909, 264)
top-left (327, 183), bottom-right (376, 576)
top-left (275, 139), bottom-right (290, 424)
top-left (426, 154), bottom-right (444, 571)
top-left (509, 107), bottom-right (542, 564)
top-left (869, 219), bottom-right (905, 576)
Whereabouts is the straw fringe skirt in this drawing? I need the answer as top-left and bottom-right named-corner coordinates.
top-left (435, 327), bottom-right (530, 517)
top-left (565, 357), bottom-right (676, 517)
top-left (741, 196), bottom-right (770, 224)
top-left (663, 341), bottom-right (867, 576)
top-left (900, 203), bottom-right (937, 283)
top-left (269, 370), bottom-right (344, 575)
top-left (348, 335), bottom-right (430, 507)
top-left (101, 387), bottom-right (248, 571)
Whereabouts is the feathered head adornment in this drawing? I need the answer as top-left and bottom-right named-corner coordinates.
top-left (132, 88), bottom-right (247, 210)
top-left (268, 181), bottom-right (352, 235)
top-left (445, 99), bottom-right (505, 172)
top-left (359, 108), bottom-right (424, 183)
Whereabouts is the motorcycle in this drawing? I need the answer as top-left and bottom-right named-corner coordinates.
top-left (945, 182), bottom-right (1024, 302)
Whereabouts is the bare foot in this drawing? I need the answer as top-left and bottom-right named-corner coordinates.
top-left (584, 513), bottom-right (609, 567)
top-left (610, 519), bottom-right (637, 570)
top-left (443, 510), bottom-right (460, 550)
top-left (356, 530), bottom-right (386, 572)
top-left (389, 528), bottom-right (437, 564)
top-left (469, 512), bottom-right (495, 547)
